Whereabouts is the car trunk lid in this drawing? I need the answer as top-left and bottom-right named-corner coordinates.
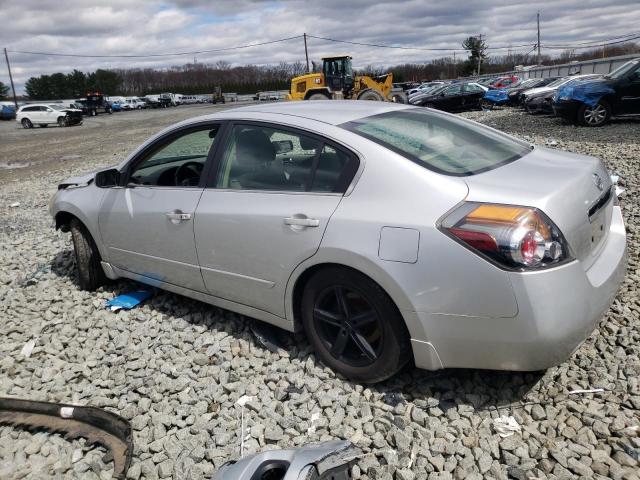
top-left (463, 146), bottom-right (613, 269)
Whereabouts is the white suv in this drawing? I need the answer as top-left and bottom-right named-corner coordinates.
top-left (16, 104), bottom-right (84, 128)
top-left (121, 98), bottom-right (147, 110)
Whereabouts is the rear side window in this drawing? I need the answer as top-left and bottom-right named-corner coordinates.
top-left (341, 109), bottom-right (530, 176)
top-left (215, 124), bottom-right (358, 193)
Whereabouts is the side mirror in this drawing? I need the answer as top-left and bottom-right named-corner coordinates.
top-left (272, 140), bottom-right (294, 154)
top-left (95, 168), bottom-right (121, 188)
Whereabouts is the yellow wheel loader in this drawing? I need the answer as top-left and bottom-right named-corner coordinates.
top-left (287, 56), bottom-right (407, 103)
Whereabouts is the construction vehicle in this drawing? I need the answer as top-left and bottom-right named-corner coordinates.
top-left (287, 55), bottom-right (406, 103)
top-left (212, 86), bottom-right (225, 104)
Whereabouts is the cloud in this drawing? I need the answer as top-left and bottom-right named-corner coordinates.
top-left (1, 0), bottom-right (638, 93)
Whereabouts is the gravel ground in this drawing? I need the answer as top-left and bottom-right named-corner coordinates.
top-left (1, 106), bottom-right (639, 480)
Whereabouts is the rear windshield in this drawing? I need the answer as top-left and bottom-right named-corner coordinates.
top-left (341, 108), bottom-right (530, 176)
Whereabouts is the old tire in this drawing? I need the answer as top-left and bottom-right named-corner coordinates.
top-left (301, 267), bottom-right (411, 383)
top-left (70, 218), bottom-right (107, 291)
top-left (307, 93), bottom-right (330, 100)
top-left (358, 89), bottom-right (385, 101)
top-left (578, 101), bottom-right (611, 127)
top-left (21, 118), bottom-right (33, 129)
top-left (57, 116), bottom-right (68, 127)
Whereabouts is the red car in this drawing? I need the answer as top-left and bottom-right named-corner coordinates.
top-left (489, 75), bottom-right (520, 88)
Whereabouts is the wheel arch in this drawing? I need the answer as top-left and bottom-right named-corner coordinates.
top-left (285, 253), bottom-right (426, 343)
top-left (304, 88), bottom-right (332, 100)
top-left (53, 204), bottom-right (109, 261)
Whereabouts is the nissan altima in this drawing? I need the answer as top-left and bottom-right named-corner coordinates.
top-left (50, 101), bottom-right (627, 383)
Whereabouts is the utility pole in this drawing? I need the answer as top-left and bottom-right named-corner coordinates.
top-left (477, 34), bottom-right (483, 75)
top-left (453, 51), bottom-right (456, 78)
top-left (3, 48), bottom-right (18, 110)
top-left (303, 33), bottom-right (310, 73)
top-left (537, 11), bottom-right (541, 65)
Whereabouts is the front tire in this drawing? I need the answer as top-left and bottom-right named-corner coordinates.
top-left (578, 101), bottom-right (610, 127)
top-left (21, 118), bottom-right (33, 129)
top-left (358, 89), bottom-right (385, 101)
top-left (307, 93), bottom-right (330, 100)
top-left (301, 267), bottom-right (411, 383)
top-left (70, 218), bottom-right (107, 291)
top-left (57, 116), bottom-right (68, 127)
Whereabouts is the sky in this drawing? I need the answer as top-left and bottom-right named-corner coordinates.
top-left (0, 0), bottom-right (639, 93)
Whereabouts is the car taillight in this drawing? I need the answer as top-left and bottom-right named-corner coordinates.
top-left (440, 203), bottom-right (571, 270)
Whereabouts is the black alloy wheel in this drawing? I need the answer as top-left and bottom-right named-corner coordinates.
top-left (313, 285), bottom-right (383, 367)
top-left (301, 267), bottom-right (411, 383)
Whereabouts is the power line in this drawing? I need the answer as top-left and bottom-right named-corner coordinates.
top-left (306, 33), bottom-right (536, 52)
top-left (7, 35), bottom-right (304, 58)
top-left (543, 32), bottom-right (640, 49)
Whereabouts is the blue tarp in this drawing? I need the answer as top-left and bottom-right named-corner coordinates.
top-left (483, 89), bottom-right (509, 104)
top-left (556, 79), bottom-right (615, 107)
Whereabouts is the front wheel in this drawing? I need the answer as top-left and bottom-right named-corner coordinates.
top-left (57, 116), bottom-right (68, 127)
top-left (307, 93), bottom-right (330, 100)
top-left (21, 118), bottom-right (33, 129)
top-left (301, 267), bottom-right (411, 383)
top-left (358, 89), bottom-right (385, 101)
top-left (480, 99), bottom-right (494, 111)
top-left (578, 101), bottom-right (610, 127)
top-left (70, 218), bottom-right (107, 291)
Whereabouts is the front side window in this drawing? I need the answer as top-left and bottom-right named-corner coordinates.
top-left (342, 109), bottom-right (530, 176)
top-left (215, 124), bottom-right (356, 193)
top-left (129, 126), bottom-right (218, 187)
top-left (444, 85), bottom-right (462, 96)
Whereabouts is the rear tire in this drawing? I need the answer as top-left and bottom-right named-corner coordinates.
top-left (21, 118), bottom-right (33, 129)
top-left (358, 89), bottom-right (385, 101)
top-left (577, 101), bottom-right (610, 127)
top-left (307, 93), bottom-right (330, 100)
top-left (301, 267), bottom-right (411, 383)
top-left (70, 218), bottom-right (107, 291)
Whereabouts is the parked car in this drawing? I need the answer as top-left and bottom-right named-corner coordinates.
top-left (408, 83), bottom-right (449, 105)
top-left (16, 103), bottom-right (83, 128)
top-left (416, 82), bottom-right (488, 112)
top-left (0, 104), bottom-right (16, 120)
top-left (49, 102), bottom-right (626, 383)
top-left (523, 74), bottom-right (602, 114)
top-left (508, 77), bottom-right (560, 105)
top-left (553, 58), bottom-right (640, 126)
top-left (407, 81), bottom-right (445, 96)
top-left (121, 98), bottom-right (147, 110)
top-left (488, 75), bottom-right (520, 88)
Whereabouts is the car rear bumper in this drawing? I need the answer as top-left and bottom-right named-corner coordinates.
top-left (412, 206), bottom-right (627, 371)
top-left (552, 100), bottom-right (581, 121)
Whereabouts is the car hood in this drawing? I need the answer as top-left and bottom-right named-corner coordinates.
top-left (523, 85), bottom-right (556, 97)
top-left (464, 146), bottom-right (612, 264)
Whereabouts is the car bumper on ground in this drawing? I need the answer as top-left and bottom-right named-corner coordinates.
top-left (411, 206), bottom-right (627, 372)
top-left (552, 99), bottom-right (582, 122)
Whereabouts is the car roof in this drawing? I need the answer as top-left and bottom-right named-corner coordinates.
top-left (207, 100), bottom-right (413, 126)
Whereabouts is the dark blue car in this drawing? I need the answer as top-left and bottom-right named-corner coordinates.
top-left (0, 104), bottom-right (16, 120)
top-left (553, 58), bottom-right (640, 126)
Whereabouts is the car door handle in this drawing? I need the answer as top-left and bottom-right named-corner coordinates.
top-left (166, 211), bottom-right (192, 222)
top-left (283, 217), bottom-right (320, 227)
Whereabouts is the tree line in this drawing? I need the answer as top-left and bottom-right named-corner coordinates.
top-left (17, 40), bottom-right (640, 100)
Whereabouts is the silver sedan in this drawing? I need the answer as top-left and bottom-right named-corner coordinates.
top-left (50, 101), bottom-right (627, 383)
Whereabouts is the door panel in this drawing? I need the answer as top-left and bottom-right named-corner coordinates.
top-left (99, 187), bottom-right (206, 291)
top-left (194, 190), bottom-right (341, 315)
top-left (618, 77), bottom-right (640, 114)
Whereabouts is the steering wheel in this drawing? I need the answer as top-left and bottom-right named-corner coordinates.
top-left (175, 161), bottom-right (203, 187)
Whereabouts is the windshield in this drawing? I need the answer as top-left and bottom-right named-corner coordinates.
top-left (606, 59), bottom-right (640, 79)
top-left (341, 109), bottom-right (530, 176)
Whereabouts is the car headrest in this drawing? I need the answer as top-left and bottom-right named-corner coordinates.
top-left (299, 135), bottom-right (321, 151)
top-left (236, 129), bottom-right (276, 167)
